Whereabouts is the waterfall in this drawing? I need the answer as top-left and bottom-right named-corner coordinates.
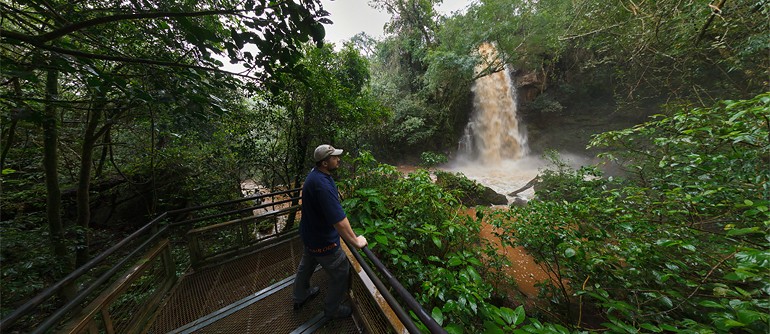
top-left (458, 43), bottom-right (529, 165)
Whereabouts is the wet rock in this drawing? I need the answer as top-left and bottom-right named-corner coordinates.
top-left (481, 186), bottom-right (509, 206)
top-left (510, 197), bottom-right (528, 207)
top-left (459, 185), bottom-right (507, 206)
top-left (434, 171), bottom-right (507, 206)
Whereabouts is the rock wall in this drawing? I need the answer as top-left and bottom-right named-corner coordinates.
top-left (511, 69), bottom-right (545, 104)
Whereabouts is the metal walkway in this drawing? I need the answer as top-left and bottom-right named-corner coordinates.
top-left (148, 237), bottom-right (359, 333)
top-left (1, 188), bottom-right (430, 333)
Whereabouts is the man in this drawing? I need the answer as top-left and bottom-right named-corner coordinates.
top-left (292, 144), bottom-right (368, 319)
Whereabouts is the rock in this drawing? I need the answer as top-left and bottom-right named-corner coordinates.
top-left (513, 70), bottom-right (544, 103)
top-left (510, 196), bottom-right (528, 207)
top-left (459, 185), bottom-right (507, 206)
top-left (434, 171), bottom-right (507, 206)
top-left (515, 71), bottom-right (542, 88)
top-left (481, 186), bottom-right (509, 206)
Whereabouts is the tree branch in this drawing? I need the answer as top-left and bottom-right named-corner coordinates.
top-left (1, 9), bottom-right (247, 44)
top-left (695, 0), bottom-right (728, 45)
top-left (558, 22), bottom-right (624, 41)
top-left (28, 42), bottom-right (262, 80)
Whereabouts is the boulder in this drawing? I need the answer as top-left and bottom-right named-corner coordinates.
top-left (459, 185), bottom-right (508, 206)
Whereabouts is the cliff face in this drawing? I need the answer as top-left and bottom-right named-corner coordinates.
top-left (512, 69), bottom-right (545, 104)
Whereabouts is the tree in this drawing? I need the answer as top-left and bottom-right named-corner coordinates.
top-left (367, 0), bottom-right (477, 157)
top-left (246, 42), bottom-right (386, 218)
top-left (531, 0), bottom-right (769, 102)
top-left (1, 0), bottom-right (329, 288)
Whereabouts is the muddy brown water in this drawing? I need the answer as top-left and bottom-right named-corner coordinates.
top-left (472, 208), bottom-right (552, 299)
top-left (391, 167), bottom-right (553, 302)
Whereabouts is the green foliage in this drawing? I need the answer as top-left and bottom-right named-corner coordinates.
top-left (538, 0), bottom-right (768, 101)
top-left (252, 43), bottom-right (386, 187)
top-left (365, 1), bottom-right (477, 157)
top-left (535, 151), bottom-right (606, 203)
top-left (0, 222), bottom-right (59, 317)
top-left (1, 0), bottom-right (334, 322)
top-left (434, 170), bottom-right (485, 200)
top-left (487, 93), bottom-right (770, 332)
top-left (526, 94), bottom-right (564, 114)
top-left (419, 151), bottom-right (448, 167)
top-left (341, 151), bottom-right (519, 332)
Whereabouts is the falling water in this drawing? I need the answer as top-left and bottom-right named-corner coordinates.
top-left (459, 43), bottom-right (529, 164)
top-left (450, 43), bottom-right (539, 201)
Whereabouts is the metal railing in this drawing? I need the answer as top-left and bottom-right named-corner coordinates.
top-left (345, 239), bottom-right (448, 334)
top-left (2, 186), bottom-right (448, 334)
top-left (0, 188), bottom-right (301, 333)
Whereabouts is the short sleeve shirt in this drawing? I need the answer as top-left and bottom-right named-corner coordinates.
top-left (299, 168), bottom-right (346, 256)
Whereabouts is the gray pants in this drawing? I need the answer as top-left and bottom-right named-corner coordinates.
top-left (293, 246), bottom-right (350, 315)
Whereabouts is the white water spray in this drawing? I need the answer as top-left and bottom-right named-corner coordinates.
top-left (458, 43), bottom-right (529, 164)
top-left (449, 43), bottom-right (540, 201)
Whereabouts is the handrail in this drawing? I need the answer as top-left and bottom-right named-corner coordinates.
top-left (0, 187), bottom-right (301, 332)
top-left (354, 244), bottom-right (448, 334)
top-left (31, 226), bottom-right (169, 334)
top-left (0, 213), bottom-right (166, 331)
top-left (344, 240), bottom-right (422, 334)
top-left (170, 196), bottom-right (300, 227)
top-left (3, 185), bottom-right (446, 334)
top-left (165, 188), bottom-right (300, 216)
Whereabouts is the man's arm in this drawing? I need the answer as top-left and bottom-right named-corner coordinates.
top-left (334, 217), bottom-right (367, 249)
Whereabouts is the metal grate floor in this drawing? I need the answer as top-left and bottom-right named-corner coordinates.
top-left (148, 237), bottom-right (359, 333)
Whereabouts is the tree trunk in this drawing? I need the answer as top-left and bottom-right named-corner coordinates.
top-left (75, 100), bottom-right (105, 267)
top-left (42, 66), bottom-right (75, 299)
top-left (94, 127), bottom-right (110, 178)
top-left (283, 98), bottom-right (311, 232)
top-left (1, 120), bottom-right (17, 171)
top-left (1, 78), bottom-right (23, 171)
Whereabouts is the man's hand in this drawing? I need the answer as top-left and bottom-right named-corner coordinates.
top-left (335, 217), bottom-right (368, 249)
top-left (354, 235), bottom-right (368, 249)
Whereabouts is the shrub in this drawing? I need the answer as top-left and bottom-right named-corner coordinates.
top-left (420, 151), bottom-right (449, 167)
top-left (487, 93), bottom-right (770, 332)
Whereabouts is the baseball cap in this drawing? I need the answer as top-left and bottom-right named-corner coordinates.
top-left (313, 144), bottom-right (343, 162)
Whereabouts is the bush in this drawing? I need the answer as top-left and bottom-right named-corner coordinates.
top-left (487, 93), bottom-right (770, 332)
top-left (341, 152), bottom-right (518, 332)
top-left (526, 94), bottom-right (564, 114)
top-left (420, 151), bottom-right (449, 167)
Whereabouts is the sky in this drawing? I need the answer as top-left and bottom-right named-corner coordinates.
top-left (220, 1), bottom-right (472, 73)
top-left (320, 0), bottom-right (473, 46)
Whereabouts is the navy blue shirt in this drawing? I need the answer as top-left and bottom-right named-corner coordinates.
top-left (299, 168), bottom-right (346, 256)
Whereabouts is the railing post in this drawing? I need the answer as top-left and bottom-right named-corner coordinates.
top-left (188, 233), bottom-right (202, 269)
top-left (360, 246), bottom-right (448, 334)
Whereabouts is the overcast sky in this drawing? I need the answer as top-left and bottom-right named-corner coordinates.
top-left (220, 1), bottom-right (471, 73)
top-left (320, 0), bottom-right (472, 46)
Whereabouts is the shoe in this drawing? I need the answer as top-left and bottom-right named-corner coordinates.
top-left (293, 286), bottom-right (320, 310)
top-left (325, 304), bottom-right (352, 319)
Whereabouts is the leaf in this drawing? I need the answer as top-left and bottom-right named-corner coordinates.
top-left (726, 227), bottom-right (760, 236)
top-left (564, 248), bottom-right (576, 258)
top-left (374, 235), bottom-right (389, 246)
top-left (698, 300), bottom-right (726, 309)
top-left (640, 323), bottom-right (662, 332)
top-left (445, 324), bottom-right (463, 334)
top-left (513, 305), bottom-right (525, 325)
top-left (483, 321), bottom-right (504, 334)
top-left (432, 235), bottom-right (442, 248)
top-left (499, 307), bottom-right (516, 325)
top-left (310, 23), bottom-right (326, 43)
top-left (736, 309), bottom-right (765, 325)
top-left (722, 319), bottom-right (746, 328)
top-left (659, 295), bottom-right (673, 308)
top-left (431, 307), bottom-right (444, 326)
top-left (728, 109), bottom-right (748, 123)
